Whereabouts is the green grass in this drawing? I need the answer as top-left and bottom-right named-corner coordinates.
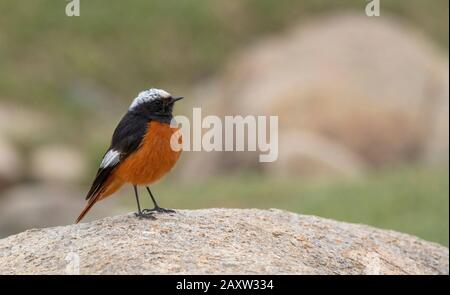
top-left (0, 0), bottom-right (448, 115)
top-left (126, 167), bottom-right (449, 246)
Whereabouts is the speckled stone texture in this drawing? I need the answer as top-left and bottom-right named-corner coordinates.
top-left (0, 209), bottom-right (448, 274)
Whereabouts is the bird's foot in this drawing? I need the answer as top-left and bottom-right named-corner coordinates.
top-left (134, 211), bottom-right (156, 220)
top-left (143, 207), bottom-right (176, 214)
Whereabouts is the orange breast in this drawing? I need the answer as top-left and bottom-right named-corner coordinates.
top-left (113, 121), bottom-right (182, 185)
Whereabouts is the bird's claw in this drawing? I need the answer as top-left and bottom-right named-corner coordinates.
top-left (134, 211), bottom-right (156, 220)
top-left (143, 207), bottom-right (176, 214)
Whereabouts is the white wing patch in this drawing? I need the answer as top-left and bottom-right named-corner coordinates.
top-left (100, 150), bottom-right (121, 168)
top-left (129, 88), bottom-right (171, 111)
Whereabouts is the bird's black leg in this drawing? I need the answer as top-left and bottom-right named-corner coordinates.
top-left (142, 187), bottom-right (176, 214)
top-left (133, 185), bottom-right (156, 219)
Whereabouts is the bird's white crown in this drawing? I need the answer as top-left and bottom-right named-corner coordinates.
top-left (129, 88), bottom-right (171, 110)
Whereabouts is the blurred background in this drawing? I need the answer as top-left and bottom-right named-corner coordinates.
top-left (0, 0), bottom-right (448, 246)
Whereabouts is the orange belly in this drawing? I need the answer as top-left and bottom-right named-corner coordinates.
top-left (113, 121), bottom-right (182, 185)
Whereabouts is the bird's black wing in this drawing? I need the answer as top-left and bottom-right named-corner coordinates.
top-left (85, 112), bottom-right (149, 201)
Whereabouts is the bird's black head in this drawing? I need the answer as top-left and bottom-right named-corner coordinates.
top-left (128, 88), bottom-right (183, 123)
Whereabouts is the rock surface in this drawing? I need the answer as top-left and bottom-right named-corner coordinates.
top-left (0, 209), bottom-right (447, 275)
top-left (180, 14), bottom-right (449, 179)
top-left (29, 145), bottom-right (87, 183)
top-left (0, 138), bottom-right (23, 188)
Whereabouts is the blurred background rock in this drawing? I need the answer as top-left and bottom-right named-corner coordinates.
top-left (0, 0), bottom-right (448, 245)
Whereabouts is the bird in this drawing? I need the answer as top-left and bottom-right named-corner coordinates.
top-left (75, 88), bottom-right (184, 223)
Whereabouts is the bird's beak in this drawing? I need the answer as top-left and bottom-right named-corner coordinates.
top-left (170, 96), bottom-right (184, 104)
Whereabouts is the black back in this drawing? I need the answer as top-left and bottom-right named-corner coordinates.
top-left (85, 111), bottom-right (150, 201)
top-left (84, 93), bottom-right (178, 202)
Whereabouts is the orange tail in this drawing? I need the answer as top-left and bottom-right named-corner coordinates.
top-left (75, 197), bottom-right (99, 224)
top-left (75, 177), bottom-right (124, 223)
